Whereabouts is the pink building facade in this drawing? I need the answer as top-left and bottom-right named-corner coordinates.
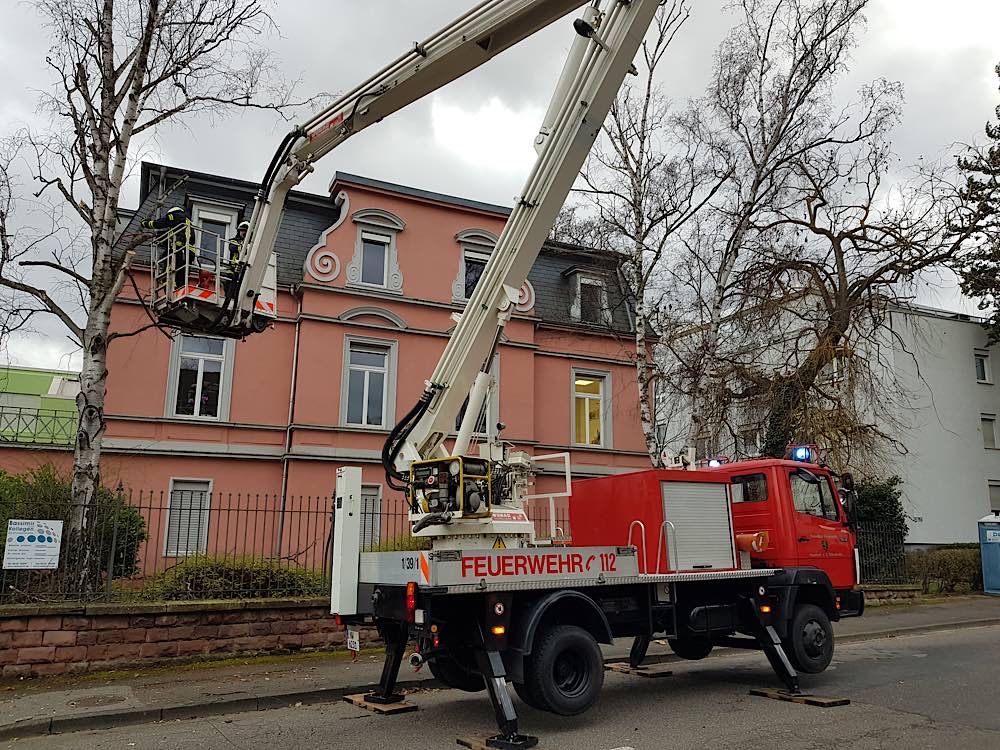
top-left (1, 163), bottom-right (651, 564)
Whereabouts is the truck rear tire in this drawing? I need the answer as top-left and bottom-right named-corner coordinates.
top-left (785, 603), bottom-right (834, 674)
top-left (428, 653), bottom-right (484, 692)
top-left (523, 625), bottom-right (603, 716)
top-left (667, 636), bottom-right (713, 660)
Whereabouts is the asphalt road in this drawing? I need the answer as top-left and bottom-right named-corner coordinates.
top-left (8, 624), bottom-right (1000, 750)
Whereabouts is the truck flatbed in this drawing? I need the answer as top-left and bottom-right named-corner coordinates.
top-left (358, 546), bottom-right (778, 596)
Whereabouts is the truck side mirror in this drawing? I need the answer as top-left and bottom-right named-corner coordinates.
top-left (839, 488), bottom-right (858, 525)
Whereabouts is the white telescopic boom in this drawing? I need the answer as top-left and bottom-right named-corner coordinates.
top-left (399, 0), bottom-right (661, 467)
top-left (234, 0), bottom-right (593, 326)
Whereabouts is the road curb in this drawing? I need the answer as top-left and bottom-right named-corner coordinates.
top-left (0, 675), bottom-right (441, 742)
top-left (837, 617), bottom-right (1000, 644)
top-left (2, 617), bottom-right (998, 741)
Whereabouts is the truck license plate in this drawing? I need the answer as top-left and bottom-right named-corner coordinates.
top-left (347, 628), bottom-right (360, 652)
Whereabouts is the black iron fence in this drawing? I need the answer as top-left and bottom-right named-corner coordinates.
top-left (1, 488), bottom-right (576, 605)
top-left (0, 406), bottom-right (76, 445)
top-left (856, 521), bottom-right (908, 584)
top-left (1, 491), bottom-right (333, 605)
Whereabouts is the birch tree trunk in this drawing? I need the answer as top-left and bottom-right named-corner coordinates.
top-left (0, 1), bottom-right (310, 592)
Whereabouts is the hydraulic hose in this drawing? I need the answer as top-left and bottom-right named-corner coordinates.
top-left (381, 387), bottom-right (437, 493)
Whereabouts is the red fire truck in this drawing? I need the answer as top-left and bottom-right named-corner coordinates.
top-left (144, 0), bottom-right (865, 744)
top-left (330, 450), bottom-right (863, 748)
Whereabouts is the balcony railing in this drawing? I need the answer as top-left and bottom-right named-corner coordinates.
top-left (0, 406), bottom-right (77, 445)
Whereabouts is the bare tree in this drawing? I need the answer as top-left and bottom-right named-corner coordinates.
top-left (742, 120), bottom-right (978, 457)
top-left (569, 1), bottom-right (732, 467)
top-left (678, 0), bottom-right (876, 447)
top-left (0, 1), bottom-right (307, 552)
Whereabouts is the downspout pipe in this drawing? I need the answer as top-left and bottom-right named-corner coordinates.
top-left (277, 284), bottom-right (303, 553)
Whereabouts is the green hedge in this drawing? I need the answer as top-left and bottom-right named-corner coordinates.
top-left (139, 556), bottom-right (328, 601)
top-left (0, 465), bottom-right (146, 581)
top-left (906, 548), bottom-right (983, 593)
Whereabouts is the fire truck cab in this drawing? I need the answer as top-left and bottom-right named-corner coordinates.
top-left (721, 459), bottom-right (863, 600)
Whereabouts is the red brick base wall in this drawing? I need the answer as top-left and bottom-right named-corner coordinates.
top-left (0, 599), bottom-right (377, 679)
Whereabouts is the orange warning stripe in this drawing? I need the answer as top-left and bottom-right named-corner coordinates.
top-left (419, 552), bottom-right (430, 585)
top-left (170, 285), bottom-right (276, 316)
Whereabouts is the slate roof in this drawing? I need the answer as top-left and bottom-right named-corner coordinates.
top-left (123, 162), bottom-right (634, 334)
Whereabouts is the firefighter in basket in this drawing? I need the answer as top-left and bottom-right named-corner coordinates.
top-left (141, 206), bottom-right (196, 291)
top-left (223, 221), bottom-right (249, 301)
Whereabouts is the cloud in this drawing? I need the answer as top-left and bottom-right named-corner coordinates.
top-left (0, 0), bottom-right (997, 371)
top-left (3, 330), bottom-right (80, 371)
top-left (431, 95), bottom-right (544, 178)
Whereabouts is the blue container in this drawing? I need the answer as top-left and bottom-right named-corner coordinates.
top-left (979, 514), bottom-right (1000, 596)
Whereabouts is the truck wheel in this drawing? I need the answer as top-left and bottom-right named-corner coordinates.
top-left (667, 636), bottom-right (713, 660)
top-left (524, 625), bottom-right (603, 716)
top-left (428, 654), bottom-right (484, 692)
top-left (785, 603), bottom-right (834, 674)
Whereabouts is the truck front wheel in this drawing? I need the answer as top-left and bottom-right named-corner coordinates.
top-left (523, 625), bottom-right (604, 716)
top-left (785, 603), bottom-right (834, 674)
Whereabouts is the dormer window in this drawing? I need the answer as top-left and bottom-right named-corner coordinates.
top-left (464, 251), bottom-right (489, 298)
top-left (452, 229), bottom-right (498, 302)
top-left (360, 232), bottom-right (390, 286)
top-left (346, 208), bottom-right (405, 294)
top-left (564, 267), bottom-right (611, 325)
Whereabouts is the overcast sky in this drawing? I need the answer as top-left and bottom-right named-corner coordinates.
top-left (1, 0), bottom-right (998, 370)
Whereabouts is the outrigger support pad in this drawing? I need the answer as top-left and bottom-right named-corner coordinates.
top-left (756, 623), bottom-right (801, 695)
top-left (473, 648), bottom-right (538, 750)
top-left (366, 620), bottom-right (408, 705)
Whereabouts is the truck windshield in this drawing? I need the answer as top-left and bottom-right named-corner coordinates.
top-left (731, 473), bottom-right (768, 503)
top-left (789, 472), bottom-right (840, 520)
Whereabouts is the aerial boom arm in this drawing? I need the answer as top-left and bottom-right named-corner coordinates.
top-left (225, 0), bottom-right (661, 478)
top-left (235, 0), bottom-right (593, 326)
top-left (398, 0), bottom-right (660, 468)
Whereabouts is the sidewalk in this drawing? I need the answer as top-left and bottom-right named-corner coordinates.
top-left (3, 595), bottom-right (998, 741)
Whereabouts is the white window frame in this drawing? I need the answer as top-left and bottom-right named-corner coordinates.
top-left (359, 231), bottom-right (391, 287)
top-left (989, 480), bottom-right (1000, 512)
top-left (460, 249), bottom-right (491, 300)
top-left (983, 414), bottom-right (997, 449)
top-left (571, 368), bottom-right (612, 448)
top-left (164, 477), bottom-right (212, 557)
top-left (975, 349), bottom-right (992, 384)
top-left (818, 345), bottom-right (849, 385)
top-left (165, 335), bottom-right (236, 421)
top-left (341, 335), bottom-right (398, 429)
top-left (346, 209), bottom-right (405, 294)
top-left (190, 202), bottom-right (238, 262)
top-left (571, 273), bottom-right (611, 325)
top-left (360, 484), bottom-right (382, 551)
top-left (451, 229), bottom-right (498, 302)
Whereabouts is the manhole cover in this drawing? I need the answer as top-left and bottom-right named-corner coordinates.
top-left (68, 694), bottom-right (127, 708)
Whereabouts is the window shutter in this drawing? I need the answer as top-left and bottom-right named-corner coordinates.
top-left (359, 487), bottom-right (381, 550)
top-left (167, 480), bottom-right (211, 555)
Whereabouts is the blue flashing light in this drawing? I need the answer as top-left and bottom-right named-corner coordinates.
top-left (786, 444), bottom-right (818, 463)
top-left (708, 459), bottom-right (722, 468)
